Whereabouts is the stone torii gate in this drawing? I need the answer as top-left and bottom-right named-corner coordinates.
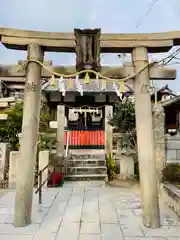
top-left (0, 28), bottom-right (178, 229)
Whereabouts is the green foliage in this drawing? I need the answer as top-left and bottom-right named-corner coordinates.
top-left (106, 153), bottom-right (117, 180)
top-left (37, 134), bottom-right (51, 152)
top-left (0, 101), bottom-right (50, 151)
top-left (0, 102), bottom-right (23, 150)
top-left (109, 100), bottom-right (136, 150)
top-left (162, 164), bottom-right (180, 183)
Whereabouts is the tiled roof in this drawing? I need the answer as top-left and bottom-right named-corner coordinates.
top-left (162, 95), bottom-right (180, 107)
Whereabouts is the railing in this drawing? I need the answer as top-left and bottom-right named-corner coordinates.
top-left (64, 129), bottom-right (70, 177)
top-left (35, 130), bottom-right (70, 205)
top-left (35, 164), bottom-right (54, 205)
top-left (65, 130), bottom-right (70, 158)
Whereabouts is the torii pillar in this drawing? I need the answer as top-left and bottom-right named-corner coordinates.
top-left (132, 47), bottom-right (160, 228)
top-left (13, 44), bottom-right (44, 227)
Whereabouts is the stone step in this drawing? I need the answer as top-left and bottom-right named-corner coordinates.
top-left (68, 166), bottom-right (107, 175)
top-left (68, 159), bottom-right (106, 166)
top-left (66, 173), bottom-right (107, 181)
top-left (68, 166), bottom-right (106, 171)
top-left (70, 149), bottom-right (105, 154)
top-left (70, 154), bottom-right (105, 160)
top-left (68, 165), bottom-right (106, 169)
top-left (51, 149), bottom-right (106, 159)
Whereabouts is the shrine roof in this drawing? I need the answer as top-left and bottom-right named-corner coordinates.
top-left (151, 84), bottom-right (176, 96)
top-left (162, 95), bottom-right (180, 107)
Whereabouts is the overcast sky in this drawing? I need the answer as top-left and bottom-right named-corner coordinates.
top-left (0, 0), bottom-right (180, 91)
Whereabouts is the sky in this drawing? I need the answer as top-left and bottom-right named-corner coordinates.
top-left (0, 0), bottom-right (180, 91)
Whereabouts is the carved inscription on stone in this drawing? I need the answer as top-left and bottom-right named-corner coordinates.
top-left (26, 82), bottom-right (37, 92)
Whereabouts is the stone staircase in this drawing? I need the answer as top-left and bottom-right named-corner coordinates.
top-left (66, 150), bottom-right (107, 181)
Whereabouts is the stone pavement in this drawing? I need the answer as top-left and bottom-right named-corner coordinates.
top-left (0, 181), bottom-right (180, 240)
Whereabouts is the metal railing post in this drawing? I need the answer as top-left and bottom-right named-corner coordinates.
top-left (38, 170), bottom-right (42, 205)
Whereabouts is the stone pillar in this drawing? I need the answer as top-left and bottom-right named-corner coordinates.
top-left (56, 105), bottom-right (65, 171)
top-left (13, 44), bottom-right (44, 227)
top-left (39, 150), bottom-right (49, 187)
top-left (8, 151), bottom-right (19, 188)
top-left (132, 47), bottom-right (160, 228)
top-left (153, 104), bottom-right (166, 179)
top-left (0, 143), bottom-right (9, 180)
top-left (105, 105), bottom-right (113, 155)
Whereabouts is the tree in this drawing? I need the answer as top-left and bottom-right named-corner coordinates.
top-left (0, 101), bottom-right (50, 151)
top-left (109, 99), bottom-right (136, 150)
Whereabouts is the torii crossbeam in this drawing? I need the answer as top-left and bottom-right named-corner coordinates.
top-left (0, 61), bottom-right (176, 80)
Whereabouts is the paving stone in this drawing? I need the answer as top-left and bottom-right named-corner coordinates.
top-left (160, 215), bottom-right (180, 226)
top-left (56, 222), bottom-right (79, 239)
top-left (63, 206), bottom-right (82, 222)
top-left (121, 224), bottom-right (145, 237)
top-left (101, 223), bottom-right (124, 240)
top-left (124, 238), bottom-right (165, 240)
top-left (80, 222), bottom-right (100, 234)
top-left (79, 234), bottom-right (101, 240)
top-left (83, 202), bottom-right (99, 213)
top-left (133, 208), bottom-right (143, 216)
top-left (100, 208), bottom-right (118, 223)
top-left (0, 207), bottom-right (13, 214)
top-left (33, 231), bottom-right (56, 240)
top-left (0, 235), bottom-right (33, 240)
top-left (166, 238), bottom-right (180, 240)
top-left (4, 208), bottom-right (49, 224)
top-left (0, 184), bottom-right (180, 239)
top-left (143, 225), bottom-right (180, 237)
top-left (0, 214), bottom-right (9, 223)
top-left (48, 201), bottom-right (67, 215)
top-left (82, 211), bottom-right (99, 222)
top-left (0, 223), bottom-right (40, 235)
top-left (118, 214), bottom-right (141, 225)
top-left (56, 236), bottom-right (79, 240)
top-left (40, 214), bottom-right (62, 233)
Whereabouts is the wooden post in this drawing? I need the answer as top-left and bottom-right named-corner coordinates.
top-left (105, 105), bottom-right (113, 155)
top-left (13, 44), bottom-right (44, 227)
top-left (132, 47), bottom-right (160, 228)
top-left (56, 105), bottom-right (65, 171)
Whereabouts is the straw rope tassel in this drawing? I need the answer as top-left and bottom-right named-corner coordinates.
top-left (49, 74), bottom-right (57, 87)
top-left (84, 72), bottom-right (90, 84)
top-left (119, 81), bottom-right (125, 92)
top-left (100, 79), bottom-right (106, 91)
top-left (68, 78), bottom-right (73, 90)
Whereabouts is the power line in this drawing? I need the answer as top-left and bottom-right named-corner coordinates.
top-left (120, 0), bottom-right (159, 61)
top-left (158, 47), bottom-right (180, 66)
top-left (135, 0), bottom-right (159, 29)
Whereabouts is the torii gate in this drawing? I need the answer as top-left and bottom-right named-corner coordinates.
top-left (0, 28), bottom-right (178, 229)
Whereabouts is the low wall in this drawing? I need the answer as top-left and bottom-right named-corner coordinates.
top-left (165, 135), bottom-right (180, 163)
top-left (8, 150), bottom-right (50, 188)
top-left (162, 183), bottom-right (180, 218)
